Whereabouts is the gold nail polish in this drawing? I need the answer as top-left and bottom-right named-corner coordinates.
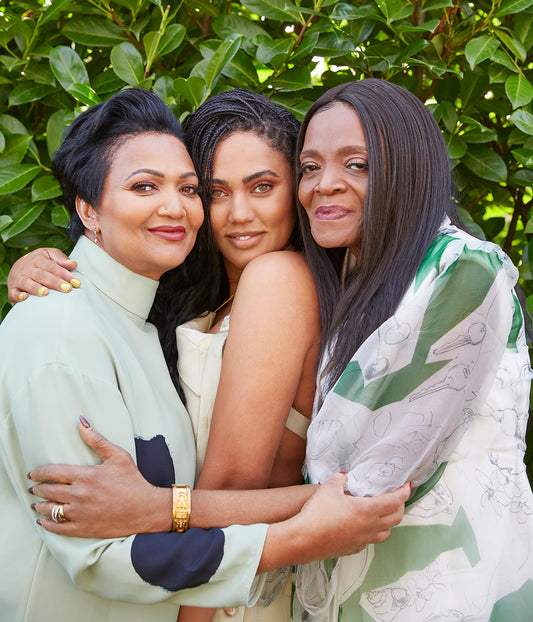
top-left (60, 282), bottom-right (71, 293)
top-left (70, 279), bottom-right (81, 288)
top-left (37, 287), bottom-right (47, 296)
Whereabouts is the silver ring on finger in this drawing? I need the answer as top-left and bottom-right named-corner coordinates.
top-left (51, 503), bottom-right (67, 523)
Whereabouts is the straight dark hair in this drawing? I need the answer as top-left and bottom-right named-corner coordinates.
top-left (296, 79), bottom-right (464, 398)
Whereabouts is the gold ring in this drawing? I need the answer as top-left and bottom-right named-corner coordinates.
top-left (51, 503), bottom-right (67, 523)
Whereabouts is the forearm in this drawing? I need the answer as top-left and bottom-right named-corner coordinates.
top-left (135, 484), bottom-right (317, 533)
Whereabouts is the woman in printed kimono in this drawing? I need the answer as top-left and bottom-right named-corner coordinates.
top-left (292, 78), bottom-right (533, 621)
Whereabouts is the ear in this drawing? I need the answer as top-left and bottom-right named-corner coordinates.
top-left (76, 197), bottom-right (98, 231)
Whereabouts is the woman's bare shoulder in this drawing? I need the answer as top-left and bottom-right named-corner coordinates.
top-left (238, 250), bottom-right (315, 295)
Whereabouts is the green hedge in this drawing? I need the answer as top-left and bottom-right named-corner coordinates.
top-left (1, 0), bottom-right (533, 477)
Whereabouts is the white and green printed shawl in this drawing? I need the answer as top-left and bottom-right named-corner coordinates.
top-left (294, 221), bottom-right (533, 622)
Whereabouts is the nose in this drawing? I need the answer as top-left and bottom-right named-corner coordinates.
top-left (227, 192), bottom-right (254, 224)
top-left (314, 165), bottom-right (346, 195)
top-left (158, 189), bottom-right (186, 218)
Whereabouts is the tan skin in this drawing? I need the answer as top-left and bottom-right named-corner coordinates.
top-left (12, 128), bottom-right (410, 619)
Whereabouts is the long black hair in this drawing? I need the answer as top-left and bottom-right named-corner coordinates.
top-left (149, 89), bottom-right (301, 398)
top-left (296, 79), bottom-right (464, 398)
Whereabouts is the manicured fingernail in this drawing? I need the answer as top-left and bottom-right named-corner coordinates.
top-left (31, 503), bottom-right (37, 511)
top-left (67, 259), bottom-right (76, 264)
top-left (28, 487), bottom-right (34, 495)
top-left (80, 416), bottom-right (91, 428)
top-left (60, 282), bottom-right (71, 293)
top-left (18, 293), bottom-right (27, 301)
top-left (27, 471), bottom-right (32, 480)
top-left (37, 287), bottom-right (47, 296)
top-left (339, 471), bottom-right (346, 474)
top-left (70, 278), bottom-right (81, 288)
top-left (409, 482), bottom-right (413, 491)
top-left (36, 519), bottom-right (42, 526)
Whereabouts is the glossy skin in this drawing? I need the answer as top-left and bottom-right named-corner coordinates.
top-left (298, 103), bottom-right (368, 256)
top-left (81, 132), bottom-right (203, 280)
top-left (210, 131), bottom-right (296, 292)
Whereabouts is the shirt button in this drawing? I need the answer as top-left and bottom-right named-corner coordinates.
top-left (223, 607), bottom-right (239, 617)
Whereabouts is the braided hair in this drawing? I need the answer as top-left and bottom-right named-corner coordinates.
top-left (149, 89), bottom-right (301, 398)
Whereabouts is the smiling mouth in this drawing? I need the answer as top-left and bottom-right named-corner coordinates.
top-left (226, 232), bottom-right (265, 247)
top-left (315, 206), bottom-right (351, 220)
top-left (149, 226), bottom-right (186, 241)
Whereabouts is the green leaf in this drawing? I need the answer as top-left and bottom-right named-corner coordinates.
top-left (505, 74), bottom-right (533, 109)
top-left (213, 14), bottom-right (270, 39)
top-left (423, 0), bottom-right (453, 9)
top-left (376, 0), bottom-right (414, 22)
top-left (9, 81), bottom-right (56, 107)
top-left (204, 37), bottom-right (244, 92)
top-left (330, 3), bottom-right (378, 20)
top-left (62, 17), bottom-right (127, 47)
top-left (143, 24), bottom-right (185, 61)
top-left (1, 204), bottom-right (46, 242)
top-left (270, 66), bottom-right (312, 91)
top-left (110, 43), bottom-right (144, 86)
top-left (465, 35), bottom-right (500, 70)
top-left (511, 110), bottom-right (533, 135)
top-left (41, 0), bottom-right (73, 25)
top-left (51, 205), bottom-right (71, 228)
top-left (67, 83), bottom-right (101, 106)
top-left (440, 101), bottom-right (458, 133)
top-left (49, 46), bottom-right (89, 92)
top-left (445, 135), bottom-right (467, 160)
top-left (92, 70), bottom-right (126, 95)
top-left (512, 148), bottom-right (533, 167)
top-left (46, 109), bottom-right (75, 158)
top-left (496, 0), bottom-right (533, 18)
top-left (0, 216), bottom-right (13, 231)
top-left (241, 0), bottom-right (299, 21)
top-left (0, 114), bottom-right (29, 136)
top-left (0, 55), bottom-right (22, 72)
top-left (291, 31), bottom-right (320, 63)
top-left (509, 168), bottom-right (533, 186)
top-left (314, 32), bottom-right (356, 58)
top-left (31, 176), bottom-right (62, 201)
top-left (174, 77), bottom-right (207, 109)
top-left (0, 165), bottom-right (42, 195)
top-left (221, 50), bottom-right (259, 85)
top-left (462, 146), bottom-right (507, 182)
top-left (0, 132), bottom-right (4, 153)
top-left (0, 135), bottom-right (31, 166)
top-left (256, 37), bottom-right (293, 66)
top-left (495, 29), bottom-right (527, 62)
top-left (154, 76), bottom-right (176, 104)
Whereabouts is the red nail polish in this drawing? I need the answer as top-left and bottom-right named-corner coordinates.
top-left (80, 416), bottom-right (91, 428)
top-left (409, 482), bottom-right (413, 491)
top-left (339, 471), bottom-right (346, 474)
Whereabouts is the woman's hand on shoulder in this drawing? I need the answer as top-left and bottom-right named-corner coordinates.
top-left (7, 247), bottom-right (79, 303)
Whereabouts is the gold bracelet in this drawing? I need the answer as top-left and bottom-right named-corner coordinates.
top-left (171, 484), bottom-right (191, 532)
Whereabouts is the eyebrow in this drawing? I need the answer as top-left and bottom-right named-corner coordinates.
top-left (212, 169), bottom-right (280, 187)
top-left (125, 168), bottom-right (197, 180)
top-left (300, 146), bottom-right (367, 159)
